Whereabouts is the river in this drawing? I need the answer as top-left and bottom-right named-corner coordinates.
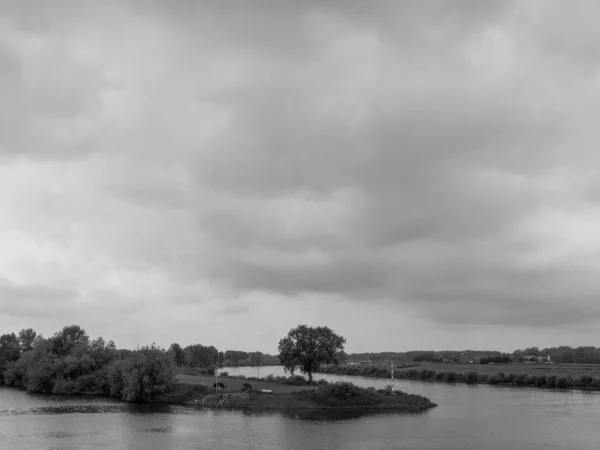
top-left (1, 366), bottom-right (600, 449)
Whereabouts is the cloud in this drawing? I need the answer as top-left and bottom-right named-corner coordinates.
top-left (0, 278), bottom-right (79, 318)
top-left (1, 1), bottom-right (600, 350)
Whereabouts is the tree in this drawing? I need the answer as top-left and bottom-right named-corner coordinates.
top-left (217, 351), bottom-right (225, 367)
top-left (0, 333), bottom-right (20, 362)
top-left (0, 333), bottom-right (21, 383)
top-left (184, 344), bottom-right (218, 369)
top-left (119, 344), bottom-right (175, 401)
top-left (224, 350), bottom-right (249, 365)
top-left (278, 325), bottom-right (346, 383)
top-left (250, 352), bottom-right (263, 367)
top-left (168, 343), bottom-right (186, 367)
top-left (50, 325), bottom-right (89, 356)
top-left (18, 328), bottom-right (42, 352)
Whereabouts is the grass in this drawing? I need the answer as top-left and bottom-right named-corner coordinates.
top-left (397, 362), bottom-right (600, 378)
top-left (173, 374), bottom-right (436, 411)
top-left (175, 373), bottom-right (316, 394)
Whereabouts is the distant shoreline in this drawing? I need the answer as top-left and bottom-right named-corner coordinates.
top-left (317, 363), bottom-right (600, 392)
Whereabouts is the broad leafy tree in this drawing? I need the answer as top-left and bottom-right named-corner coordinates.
top-left (278, 325), bottom-right (346, 383)
top-left (169, 343), bottom-right (186, 367)
top-left (50, 325), bottom-right (89, 356)
top-left (0, 333), bottom-right (21, 382)
top-left (250, 351), bottom-right (263, 367)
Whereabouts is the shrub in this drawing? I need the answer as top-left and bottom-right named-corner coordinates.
top-left (421, 370), bottom-right (436, 379)
top-left (119, 345), bottom-right (175, 402)
top-left (444, 371), bottom-right (457, 382)
top-left (301, 381), bottom-right (382, 407)
top-left (53, 378), bottom-right (79, 395)
top-left (465, 372), bottom-right (478, 384)
top-left (506, 373), bottom-right (517, 383)
top-left (579, 375), bottom-right (595, 388)
top-left (489, 375), bottom-right (502, 385)
top-left (435, 372), bottom-right (445, 380)
top-left (515, 374), bottom-right (528, 385)
top-left (536, 375), bottom-right (547, 387)
top-left (546, 375), bottom-right (557, 387)
top-left (556, 377), bottom-right (569, 388)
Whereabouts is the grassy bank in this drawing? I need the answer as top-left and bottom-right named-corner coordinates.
top-left (318, 363), bottom-right (600, 390)
top-left (173, 372), bottom-right (436, 411)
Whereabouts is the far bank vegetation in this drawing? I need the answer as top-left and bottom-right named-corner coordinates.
top-left (318, 364), bottom-right (600, 390)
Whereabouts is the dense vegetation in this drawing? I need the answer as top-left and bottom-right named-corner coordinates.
top-left (0, 325), bottom-right (176, 402)
top-left (0, 324), bottom-right (281, 404)
top-left (318, 365), bottom-right (600, 390)
top-left (170, 345), bottom-right (279, 369)
top-left (297, 381), bottom-right (382, 407)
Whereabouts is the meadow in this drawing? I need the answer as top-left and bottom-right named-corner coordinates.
top-left (398, 362), bottom-right (600, 378)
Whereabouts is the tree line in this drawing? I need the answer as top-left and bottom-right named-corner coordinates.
top-left (0, 325), bottom-right (174, 401)
top-left (341, 347), bottom-right (600, 364)
top-left (168, 345), bottom-right (280, 370)
top-left (0, 324), bottom-right (286, 402)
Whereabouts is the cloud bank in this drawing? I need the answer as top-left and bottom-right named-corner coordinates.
top-left (2, 1), bottom-right (600, 351)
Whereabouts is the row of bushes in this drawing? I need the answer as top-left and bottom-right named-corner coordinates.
top-left (297, 381), bottom-right (382, 407)
top-left (319, 366), bottom-right (600, 390)
top-left (319, 364), bottom-right (399, 378)
top-left (224, 373), bottom-right (330, 386)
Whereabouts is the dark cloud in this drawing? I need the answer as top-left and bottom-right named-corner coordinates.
top-left (2, 0), bottom-right (600, 350)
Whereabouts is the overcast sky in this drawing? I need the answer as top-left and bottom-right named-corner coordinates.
top-left (2, 1), bottom-right (600, 354)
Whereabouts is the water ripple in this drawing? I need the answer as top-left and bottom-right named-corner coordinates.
top-left (0, 404), bottom-right (127, 416)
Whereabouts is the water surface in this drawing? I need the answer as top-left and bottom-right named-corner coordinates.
top-left (2, 366), bottom-right (600, 449)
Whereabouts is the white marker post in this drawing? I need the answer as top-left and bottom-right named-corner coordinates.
top-left (215, 367), bottom-right (219, 395)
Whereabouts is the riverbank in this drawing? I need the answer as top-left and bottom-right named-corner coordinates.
top-left (317, 364), bottom-right (600, 391)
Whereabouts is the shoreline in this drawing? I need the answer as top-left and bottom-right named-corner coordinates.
top-left (315, 366), bottom-right (600, 392)
top-left (0, 381), bottom-right (437, 414)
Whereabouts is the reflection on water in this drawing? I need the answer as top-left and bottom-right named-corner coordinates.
top-left (2, 369), bottom-right (600, 450)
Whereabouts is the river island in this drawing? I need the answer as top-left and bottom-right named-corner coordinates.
top-left (168, 373), bottom-right (436, 412)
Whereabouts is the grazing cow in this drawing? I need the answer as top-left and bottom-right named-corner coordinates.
top-left (260, 389), bottom-right (273, 395)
